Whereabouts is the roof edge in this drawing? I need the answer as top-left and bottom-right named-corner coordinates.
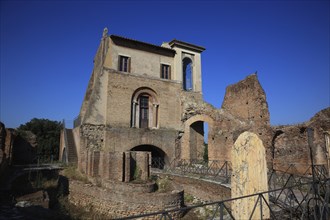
top-left (110, 35), bottom-right (176, 54)
top-left (169, 39), bottom-right (205, 53)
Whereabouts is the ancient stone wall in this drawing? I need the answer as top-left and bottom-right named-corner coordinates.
top-left (79, 34), bottom-right (108, 122)
top-left (103, 127), bottom-right (178, 160)
top-left (220, 74), bottom-right (273, 166)
top-left (179, 74), bottom-right (273, 166)
top-left (159, 174), bottom-right (231, 202)
top-left (272, 107), bottom-right (330, 173)
top-left (81, 150), bottom-right (151, 183)
top-left (68, 179), bottom-right (184, 219)
top-left (80, 124), bottom-right (105, 151)
top-left (221, 74), bottom-right (270, 126)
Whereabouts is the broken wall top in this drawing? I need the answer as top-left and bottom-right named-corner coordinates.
top-left (221, 74), bottom-right (270, 126)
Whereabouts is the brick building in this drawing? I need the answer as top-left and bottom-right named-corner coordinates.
top-left (59, 28), bottom-right (330, 179)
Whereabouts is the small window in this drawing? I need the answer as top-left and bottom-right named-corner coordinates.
top-left (161, 64), bottom-right (171, 79)
top-left (119, 55), bottom-right (130, 72)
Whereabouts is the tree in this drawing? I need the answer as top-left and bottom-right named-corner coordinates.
top-left (203, 142), bottom-right (208, 162)
top-left (17, 118), bottom-right (62, 161)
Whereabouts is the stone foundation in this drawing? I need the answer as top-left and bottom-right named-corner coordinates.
top-left (68, 180), bottom-right (184, 219)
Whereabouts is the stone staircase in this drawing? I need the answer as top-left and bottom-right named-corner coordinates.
top-left (65, 129), bottom-right (77, 163)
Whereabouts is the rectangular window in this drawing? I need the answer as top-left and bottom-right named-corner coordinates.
top-left (161, 64), bottom-right (171, 79)
top-left (119, 56), bottom-right (130, 72)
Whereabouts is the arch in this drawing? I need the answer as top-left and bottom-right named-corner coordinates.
top-left (181, 114), bottom-right (215, 161)
top-left (131, 145), bottom-right (167, 169)
top-left (131, 87), bottom-right (159, 128)
top-left (185, 114), bottom-right (214, 127)
top-left (182, 57), bottom-right (193, 91)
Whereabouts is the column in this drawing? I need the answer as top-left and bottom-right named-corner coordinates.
top-left (153, 104), bottom-right (159, 128)
top-left (132, 101), bottom-right (137, 127)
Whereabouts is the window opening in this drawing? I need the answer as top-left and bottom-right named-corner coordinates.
top-left (119, 56), bottom-right (130, 72)
top-left (139, 95), bottom-right (149, 128)
top-left (183, 58), bottom-right (193, 90)
top-left (161, 64), bottom-right (171, 79)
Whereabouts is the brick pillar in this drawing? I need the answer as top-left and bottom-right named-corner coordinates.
top-left (124, 152), bottom-right (131, 182)
top-left (78, 138), bottom-right (87, 174)
top-left (99, 151), bottom-right (104, 178)
top-left (101, 152), bottom-right (110, 179)
top-left (87, 150), bottom-right (93, 176)
top-left (92, 151), bottom-right (100, 177)
top-left (109, 152), bottom-right (124, 182)
top-left (136, 152), bottom-right (150, 181)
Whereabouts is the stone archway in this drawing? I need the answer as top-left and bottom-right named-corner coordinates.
top-left (181, 114), bottom-right (215, 161)
top-left (131, 145), bottom-right (167, 169)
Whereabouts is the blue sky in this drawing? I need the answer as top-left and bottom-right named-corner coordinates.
top-left (1, 0), bottom-right (329, 128)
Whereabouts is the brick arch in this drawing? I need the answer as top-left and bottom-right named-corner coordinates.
top-left (132, 87), bottom-right (159, 104)
top-left (120, 133), bottom-right (174, 166)
top-left (181, 114), bottom-right (215, 160)
top-left (131, 87), bottom-right (159, 128)
top-left (184, 114), bottom-right (215, 127)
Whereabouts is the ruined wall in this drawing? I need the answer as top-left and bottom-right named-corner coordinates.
top-left (161, 174), bottom-right (231, 202)
top-left (221, 74), bottom-right (270, 126)
top-left (220, 74), bottom-right (273, 166)
top-left (79, 35), bottom-right (108, 122)
top-left (104, 127), bottom-right (178, 159)
top-left (272, 107), bottom-right (330, 173)
top-left (180, 91), bottom-right (217, 161)
top-left (81, 70), bottom-right (109, 125)
top-left (81, 150), bottom-right (151, 183)
top-left (179, 74), bottom-right (272, 165)
top-left (69, 179), bottom-right (184, 219)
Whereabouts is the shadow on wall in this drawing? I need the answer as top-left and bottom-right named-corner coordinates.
top-left (131, 145), bottom-right (166, 169)
top-left (12, 135), bottom-right (37, 165)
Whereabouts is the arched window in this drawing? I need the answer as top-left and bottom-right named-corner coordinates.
top-left (139, 94), bottom-right (149, 128)
top-left (183, 58), bottom-right (193, 91)
top-left (131, 88), bottom-right (159, 128)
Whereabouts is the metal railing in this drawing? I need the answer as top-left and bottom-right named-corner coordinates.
top-left (155, 159), bottom-right (232, 183)
top-left (268, 164), bottom-right (329, 219)
top-left (147, 159), bottom-right (330, 219)
top-left (114, 177), bottom-right (329, 219)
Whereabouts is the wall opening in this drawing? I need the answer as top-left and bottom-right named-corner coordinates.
top-left (183, 57), bottom-right (193, 91)
top-left (131, 145), bottom-right (166, 169)
top-left (203, 122), bottom-right (209, 162)
top-left (189, 121), bottom-right (209, 162)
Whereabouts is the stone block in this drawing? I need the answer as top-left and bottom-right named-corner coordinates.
top-left (231, 131), bottom-right (269, 220)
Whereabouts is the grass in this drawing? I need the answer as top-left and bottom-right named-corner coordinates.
top-left (184, 193), bottom-right (194, 204)
top-left (61, 165), bottom-right (90, 184)
top-left (156, 176), bottom-right (173, 193)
